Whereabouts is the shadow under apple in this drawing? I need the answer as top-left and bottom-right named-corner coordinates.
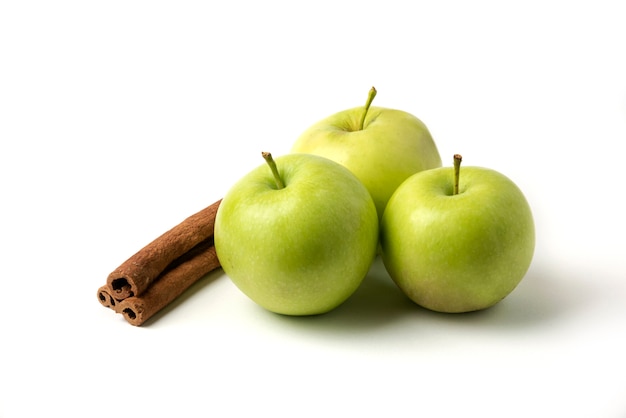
top-left (270, 256), bottom-right (417, 332)
top-left (270, 257), bottom-right (593, 336)
top-left (143, 256), bottom-right (591, 335)
top-left (413, 260), bottom-right (595, 331)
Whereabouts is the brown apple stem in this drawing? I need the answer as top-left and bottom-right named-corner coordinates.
top-left (358, 86), bottom-right (377, 130)
top-left (453, 154), bottom-right (462, 195)
top-left (262, 151), bottom-right (285, 190)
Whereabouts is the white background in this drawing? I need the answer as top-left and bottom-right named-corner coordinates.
top-left (2, 1), bottom-right (625, 417)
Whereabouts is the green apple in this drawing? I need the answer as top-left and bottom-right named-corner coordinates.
top-left (214, 152), bottom-right (379, 316)
top-left (380, 155), bottom-right (535, 313)
top-left (291, 87), bottom-right (442, 220)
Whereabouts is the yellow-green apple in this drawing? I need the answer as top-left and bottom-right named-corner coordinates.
top-left (291, 87), bottom-right (442, 220)
top-left (214, 152), bottom-right (379, 316)
top-left (380, 154), bottom-right (535, 313)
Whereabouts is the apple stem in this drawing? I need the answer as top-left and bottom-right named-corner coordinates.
top-left (262, 151), bottom-right (285, 190)
top-left (358, 86), bottom-right (377, 130)
top-left (453, 154), bottom-right (462, 195)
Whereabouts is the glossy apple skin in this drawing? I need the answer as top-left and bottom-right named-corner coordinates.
top-left (380, 166), bottom-right (535, 313)
top-left (214, 153), bottom-right (379, 316)
top-left (291, 106), bottom-right (442, 220)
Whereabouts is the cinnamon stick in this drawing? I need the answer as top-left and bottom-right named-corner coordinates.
top-left (106, 199), bottom-right (222, 300)
top-left (117, 238), bottom-right (221, 326)
top-left (97, 285), bottom-right (118, 311)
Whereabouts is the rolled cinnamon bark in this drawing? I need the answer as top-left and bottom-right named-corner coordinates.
top-left (117, 239), bottom-right (221, 326)
top-left (106, 199), bottom-right (221, 300)
top-left (97, 285), bottom-right (119, 311)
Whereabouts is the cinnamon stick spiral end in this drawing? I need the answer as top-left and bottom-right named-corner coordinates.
top-left (118, 298), bottom-right (147, 326)
top-left (97, 286), bottom-right (118, 310)
top-left (107, 275), bottom-right (135, 300)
